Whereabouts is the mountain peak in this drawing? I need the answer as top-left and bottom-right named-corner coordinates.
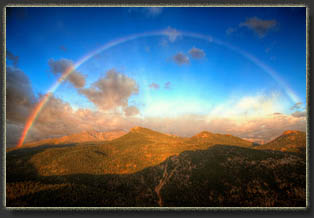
top-left (130, 126), bottom-right (146, 132)
top-left (282, 130), bottom-right (301, 135)
top-left (195, 131), bottom-right (214, 138)
top-left (256, 130), bottom-right (306, 152)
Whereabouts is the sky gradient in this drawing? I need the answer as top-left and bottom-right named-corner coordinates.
top-left (6, 7), bottom-right (307, 147)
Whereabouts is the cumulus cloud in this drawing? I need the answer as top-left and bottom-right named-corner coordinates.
top-left (164, 26), bottom-right (181, 42)
top-left (164, 81), bottom-right (171, 89)
top-left (6, 93), bottom-right (136, 145)
top-left (240, 17), bottom-right (277, 38)
top-left (124, 106), bottom-right (140, 117)
top-left (290, 102), bottom-right (304, 110)
top-left (48, 58), bottom-right (86, 88)
top-left (6, 50), bottom-right (19, 67)
top-left (5, 66), bottom-right (139, 147)
top-left (188, 47), bottom-right (205, 59)
top-left (173, 52), bottom-right (189, 65)
top-left (6, 66), bottom-right (37, 147)
top-left (291, 111), bottom-right (306, 118)
top-left (23, 95), bottom-right (132, 144)
top-left (6, 66), bottom-right (36, 124)
top-left (149, 83), bottom-right (160, 90)
top-left (79, 69), bottom-right (139, 111)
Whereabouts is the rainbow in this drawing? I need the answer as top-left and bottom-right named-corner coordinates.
top-left (15, 29), bottom-right (301, 148)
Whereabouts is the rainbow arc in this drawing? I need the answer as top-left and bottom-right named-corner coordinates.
top-left (16, 29), bottom-right (300, 148)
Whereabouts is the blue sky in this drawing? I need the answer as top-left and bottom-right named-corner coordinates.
top-left (6, 7), bottom-right (307, 145)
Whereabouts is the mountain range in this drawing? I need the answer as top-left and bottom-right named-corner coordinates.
top-left (6, 127), bottom-right (306, 207)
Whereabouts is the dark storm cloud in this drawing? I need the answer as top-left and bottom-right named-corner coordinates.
top-left (188, 47), bottom-right (205, 59)
top-left (79, 69), bottom-right (139, 111)
top-left (6, 50), bottom-right (19, 67)
top-left (48, 58), bottom-right (86, 88)
top-left (149, 83), bottom-right (160, 90)
top-left (240, 17), bottom-right (277, 38)
top-left (173, 52), bottom-right (189, 65)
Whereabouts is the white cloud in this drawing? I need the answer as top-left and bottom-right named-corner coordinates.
top-left (79, 69), bottom-right (139, 111)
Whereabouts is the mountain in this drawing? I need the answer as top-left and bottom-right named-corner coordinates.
top-left (6, 145), bottom-right (305, 207)
top-left (11, 127), bottom-right (255, 176)
top-left (6, 127), bottom-right (306, 207)
top-left (186, 131), bottom-right (253, 148)
top-left (255, 130), bottom-right (306, 152)
top-left (22, 129), bottom-right (127, 147)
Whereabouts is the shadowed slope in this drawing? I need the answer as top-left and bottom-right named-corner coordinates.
top-left (6, 145), bottom-right (305, 207)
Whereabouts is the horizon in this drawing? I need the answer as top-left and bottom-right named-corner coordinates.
top-left (6, 7), bottom-right (306, 148)
top-left (19, 126), bottom-right (305, 147)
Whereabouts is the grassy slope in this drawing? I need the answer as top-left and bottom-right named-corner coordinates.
top-left (185, 131), bottom-right (253, 148)
top-left (12, 127), bottom-right (255, 176)
top-left (255, 130), bottom-right (306, 152)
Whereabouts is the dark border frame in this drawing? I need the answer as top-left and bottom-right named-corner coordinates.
top-left (0, 0), bottom-right (313, 217)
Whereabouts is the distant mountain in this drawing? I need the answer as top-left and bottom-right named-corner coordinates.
top-left (22, 129), bottom-right (127, 147)
top-left (186, 131), bottom-right (253, 148)
top-left (255, 130), bottom-right (306, 152)
top-left (11, 127), bottom-right (256, 176)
